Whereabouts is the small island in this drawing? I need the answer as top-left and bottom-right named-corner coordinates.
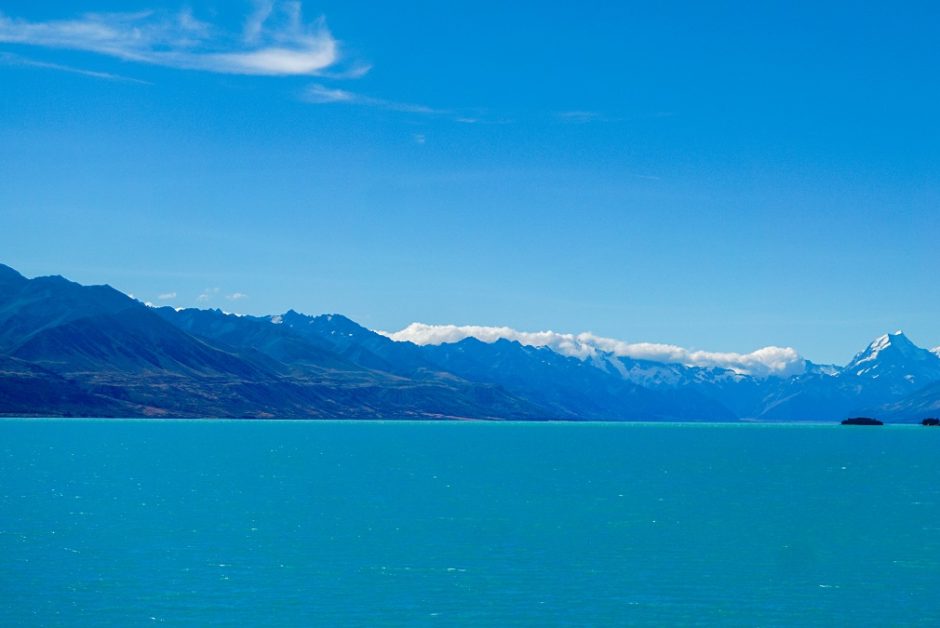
top-left (841, 417), bottom-right (884, 426)
top-left (922, 418), bottom-right (940, 426)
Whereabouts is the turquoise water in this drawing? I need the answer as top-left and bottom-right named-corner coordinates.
top-left (1, 420), bottom-right (939, 626)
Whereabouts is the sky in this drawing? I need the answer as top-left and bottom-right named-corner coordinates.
top-left (1, 1), bottom-right (939, 365)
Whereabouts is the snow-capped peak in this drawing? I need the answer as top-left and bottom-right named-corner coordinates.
top-left (844, 330), bottom-right (940, 385)
top-left (854, 330), bottom-right (915, 365)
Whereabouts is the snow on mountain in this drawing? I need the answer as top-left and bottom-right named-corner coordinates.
top-left (843, 331), bottom-right (940, 382)
top-left (380, 322), bottom-right (807, 378)
top-left (840, 331), bottom-right (940, 395)
top-left (806, 362), bottom-right (840, 376)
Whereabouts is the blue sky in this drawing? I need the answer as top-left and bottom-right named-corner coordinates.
top-left (1, 1), bottom-right (939, 364)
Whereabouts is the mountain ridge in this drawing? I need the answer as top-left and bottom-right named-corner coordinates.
top-left (1, 263), bottom-right (938, 422)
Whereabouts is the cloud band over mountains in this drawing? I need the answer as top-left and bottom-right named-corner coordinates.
top-left (380, 323), bottom-right (807, 377)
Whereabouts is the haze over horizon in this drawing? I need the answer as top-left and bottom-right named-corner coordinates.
top-left (2, 1), bottom-right (938, 365)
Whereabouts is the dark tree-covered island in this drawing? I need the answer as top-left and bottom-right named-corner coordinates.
top-left (841, 417), bottom-right (884, 426)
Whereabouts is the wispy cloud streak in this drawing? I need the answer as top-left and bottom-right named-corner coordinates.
top-left (304, 83), bottom-right (445, 114)
top-left (0, 51), bottom-right (151, 83)
top-left (0, 2), bottom-right (346, 76)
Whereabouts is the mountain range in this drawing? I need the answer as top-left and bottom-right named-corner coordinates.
top-left (2, 263), bottom-right (939, 422)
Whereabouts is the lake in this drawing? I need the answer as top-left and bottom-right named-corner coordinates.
top-left (1, 419), bottom-right (938, 625)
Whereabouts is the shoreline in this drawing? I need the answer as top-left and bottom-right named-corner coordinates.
top-left (0, 416), bottom-right (928, 427)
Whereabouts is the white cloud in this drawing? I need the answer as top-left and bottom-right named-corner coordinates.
top-left (379, 323), bottom-right (807, 378)
top-left (304, 83), bottom-right (354, 103)
top-left (244, 1), bottom-right (275, 44)
top-left (157, 292), bottom-right (176, 300)
top-left (319, 63), bottom-right (372, 79)
top-left (0, 2), bottom-right (346, 76)
top-left (196, 287), bottom-right (219, 303)
top-left (226, 292), bottom-right (248, 301)
top-left (304, 83), bottom-right (444, 114)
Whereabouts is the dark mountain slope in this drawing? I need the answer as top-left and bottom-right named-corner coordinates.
top-left (0, 272), bottom-right (136, 351)
top-left (154, 307), bottom-right (360, 375)
top-left (0, 267), bottom-right (549, 419)
top-left (868, 379), bottom-right (940, 422)
top-left (13, 306), bottom-right (269, 379)
top-left (271, 311), bottom-right (436, 377)
top-left (0, 355), bottom-right (133, 417)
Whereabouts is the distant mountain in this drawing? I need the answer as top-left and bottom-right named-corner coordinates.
top-left (755, 332), bottom-right (940, 422)
top-left (2, 262), bottom-right (940, 422)
top-left (879, 380), bottom-right (940, 421)
top-left (419, 337), bottom-right (736, 421)
top-left (843, 331), bottom-right (940, 392)
top-left (264, 310), bottom-right (436, 377)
